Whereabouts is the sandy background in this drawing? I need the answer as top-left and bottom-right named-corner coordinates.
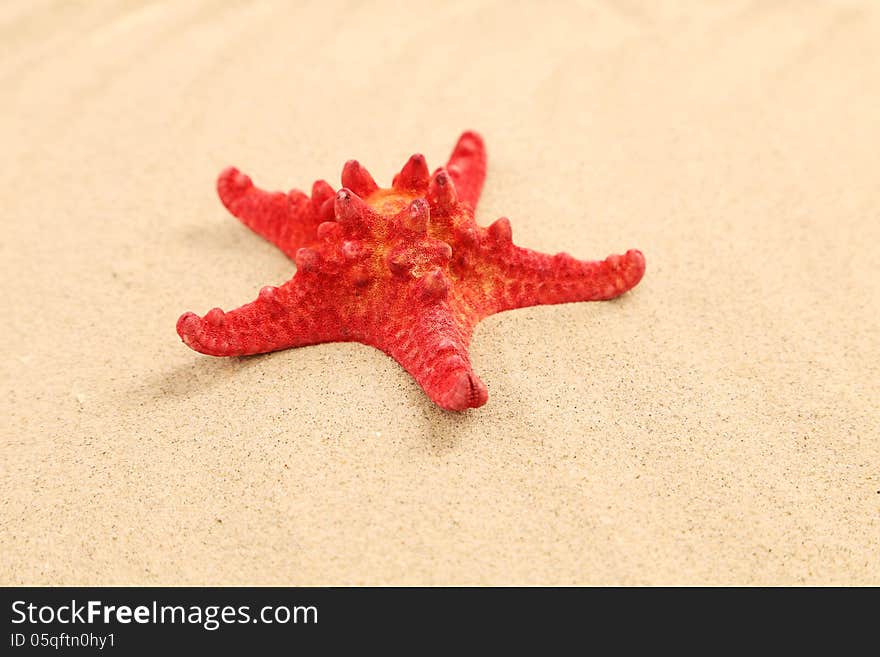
top-left (2, 0), bottom-right (878, 585)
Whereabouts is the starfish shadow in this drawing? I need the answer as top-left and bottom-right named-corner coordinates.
top-left (179, 220), bottom-right (252, 253)
top-left (147, 353), bottom-right (275, 399)
top-left (397, 381), bottom-right (485, 453)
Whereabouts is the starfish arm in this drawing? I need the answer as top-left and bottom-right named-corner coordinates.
top-left (370, 303), bottom-right (488, 411)
top-left (176, 275), bottom-right (344, 357)
top-left (216, 167), bottom-right (334, 259)
top-left (445, 131), bottom-right (487, 211)
top-left (485, 243), bottom-right (646, 312)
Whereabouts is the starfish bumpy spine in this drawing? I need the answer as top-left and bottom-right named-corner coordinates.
top-left (177, 131), bottom-right (645, 410)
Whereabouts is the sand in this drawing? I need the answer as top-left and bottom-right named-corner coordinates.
top-left (2, 1), bottom-right (878, 586)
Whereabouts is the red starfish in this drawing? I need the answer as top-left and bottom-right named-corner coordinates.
top-left (177, 131), bottom-right (645, 410)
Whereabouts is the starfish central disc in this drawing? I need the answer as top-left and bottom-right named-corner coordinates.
top-left (365, 189), bottom-right (418, 215)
